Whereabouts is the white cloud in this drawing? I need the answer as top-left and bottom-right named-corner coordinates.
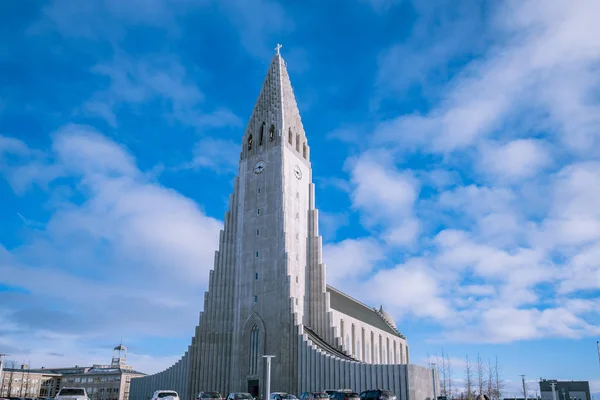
top-left (0, 124), bottom-right (222, 371)
top-left (83, 54), bottom-right (241, 129)
top-left (478, 139), bottom-right (553, 180)
top-left (323, 237), bottom-right (385, 287)
top-left (179, 137), bottom-right (240, 174)
top-left (347, 151), bottom-right (420, 246)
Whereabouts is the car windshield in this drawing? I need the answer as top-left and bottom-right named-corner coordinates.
top-left (202, 394), bottom-right (221, 398)
top-left (315, 394), bottom-right (329, 398)
top-left (59, 389), bottom-right (85, 396)
top-left (158, 393), bottom-right (178, 398)
top-left (234, 394), bottom-right (254, 400)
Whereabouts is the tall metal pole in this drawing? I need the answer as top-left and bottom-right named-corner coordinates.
top-left (263, 356), bottom-right (275, 400)
top-left (597, 342), bottom-right (600, 373)
top-left (430, 363), bottom-right (438, 400)
top-left (521, 375), bottom-right (528, 400)
top-left (550, 382), bottom-right (558, 400)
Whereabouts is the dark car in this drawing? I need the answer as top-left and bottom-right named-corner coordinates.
top-left (330, 392), bottom-right (359, 400)
top-left (197, 393), bottom-right (223, 400)
top-left (226, 393), bottom-right (255, 400)
top-left (299, 393), bottom-right (329, 400)
top-left (359, 391), bottom-right (396, 400)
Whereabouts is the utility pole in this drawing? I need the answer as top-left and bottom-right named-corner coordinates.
top-left (262, 355), bottom-right (275, 400)
top-left (521, 375), bottom-right (528, 400)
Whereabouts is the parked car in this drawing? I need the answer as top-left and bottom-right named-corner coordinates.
top-left (330, 392), bottom-right (359, 400)
top-left (55, 388), bottom-right (89, 400)
top-left (299, 393), bottom-right (329, 400)
top-left (151, 391), bottom-right (180, 400)
top-left (197, 392), bottom-right (223, 400)
top-left (358, 390), bottom-right (396, 400)
top-left (270, 394), bottom-right (298, 400)
top-left (225, 393), bottom-right (255, 400)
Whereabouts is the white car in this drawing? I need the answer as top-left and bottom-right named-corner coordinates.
top-left (152, 390), bottom-right (181, 400)
top-left (55, 388), bottom-right (89, 400)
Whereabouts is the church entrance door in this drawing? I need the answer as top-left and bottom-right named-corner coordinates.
top-left (247, 380), bottom-right (259, 399)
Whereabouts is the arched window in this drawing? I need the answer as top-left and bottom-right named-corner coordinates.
top-left (259, 123), bottom-right (265, 146)
top-left (295, 134), bottom-right (300, 151)
top-left (269, 124), bottom-right (275, 142)
top-left (288, 128), bottom-right (292, 144)
top-left (248, 134), bottom-right (253, 151)
top-left (303, 143), bottom-right (307, 158)
top-left (249, 324), bottom-right (260, 374)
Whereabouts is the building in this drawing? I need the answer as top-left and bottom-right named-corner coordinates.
top-left (129, 46), bottom-right (438, 400)
top-left (1, 345), bottom-right (145, 400)
top-left (539, 380), bottom-right (591, 400)
top-left (0, 363), bottom-right (61, 398)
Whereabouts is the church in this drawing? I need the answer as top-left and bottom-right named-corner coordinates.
top-left (129, 47), bottom-right (438, 400)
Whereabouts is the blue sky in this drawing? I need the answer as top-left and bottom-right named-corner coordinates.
top-left (1, 0), bottom-right (600, 396)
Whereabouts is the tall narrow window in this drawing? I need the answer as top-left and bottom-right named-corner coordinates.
top-left (257, 208), bottom-right (260, 215)
top-left (303, 143), bottom-right (307, 158)
top-left (248, 134), bottom-right (253, 151)
top-left (269, 124), bottom-right (275, 142)
top-left (256, 229), bottom-right (260, 236)
top-left (288, 128), bottom-right (292, 144)
top-left (255, 272), bottom-right (258, 280)
top-left (249, 324), bottom-right (260, 374)
top-left (258, 122), bottom-right (265, 146)
top-left (296, 134), bottom-right (300, 151)
top-left (258, 187), bottom-right (261, 194)
top-left (256, 251), bottom-right (259, 257)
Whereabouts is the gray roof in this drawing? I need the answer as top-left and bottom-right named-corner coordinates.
top-left (326, 286), bottom-right (404, 338)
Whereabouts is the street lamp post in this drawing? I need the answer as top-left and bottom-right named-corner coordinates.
top-left (521, 375), bottom-right (527, 400)
top-left (550, 383), bottom-right (557, 400)
top-left (429, 363), bottom-right (438, 400)
top-left (263, 356), bottom-right (275, 400)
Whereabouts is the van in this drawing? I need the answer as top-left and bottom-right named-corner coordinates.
top-left (55, 388), bottom-right (88, 400)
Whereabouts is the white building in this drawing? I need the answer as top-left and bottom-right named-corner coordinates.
top-left (129, 47), bottom-right (437, 400)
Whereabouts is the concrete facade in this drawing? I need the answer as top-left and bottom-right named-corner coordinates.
top-left (129, 49), bottom-right (438, 400)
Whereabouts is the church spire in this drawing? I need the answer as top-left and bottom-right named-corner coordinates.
top-left (241, 44), bottom-right (310, 161)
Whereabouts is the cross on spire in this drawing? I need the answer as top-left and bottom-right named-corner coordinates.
top-left (275, 43), bottom-right (282, 55)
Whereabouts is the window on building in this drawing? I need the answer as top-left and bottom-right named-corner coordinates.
top-left (296, 134), bottom-right (300, 151)
top-left (269, 124), bottom-right (275, 142)
top-left (255, 272), bottom-right (258, 280)
top-left (288, 128), bottom-right (292, 144)
top-left (259, 123), bottom-right (265, 146)
top-left (254, 295), bottom-right (258, 303)
top-left (295, 298), bottom-right (298, 305)
top-left (257, 208), bottom-right (260, 215)
top-left (296, 276), bottom-right (298, 283)
top-left (256, 229), bottom-right (260, 236)
top-left (303, 143), bottom-right (307, 159)
top-left (256, 251), bottom-right (259, 257)
top-left (258, 187), bottom-right (261, 194)
top-left (249, 324), bottom-right (260, 374)
top-left (248, 134), bottom-right (253, 151)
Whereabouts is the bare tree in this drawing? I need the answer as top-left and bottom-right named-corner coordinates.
top-left (437, 349), bottom-right (448, 397)
top-left (493, 356), bottom-right (504, 400)
top-left (6, 360), bottom-right (16, 397)
top-left (19, 362), bottom-right (26, 397)
top-left (486, 359), bottom-right (494, 399)
top-left (465, 355), bottom-right (473, 400)
top-left (446, 352), bottom-right (454, 400)
top-left (476, 353), bottom-right (486, 396)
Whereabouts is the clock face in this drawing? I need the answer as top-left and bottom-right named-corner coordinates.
top-left (254, 161), bottom-right (265, 174)
top-left (293, 165), bottom-right (302, 179)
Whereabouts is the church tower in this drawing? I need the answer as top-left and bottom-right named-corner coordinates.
top-left (187, 45), bottom-right (338, 398)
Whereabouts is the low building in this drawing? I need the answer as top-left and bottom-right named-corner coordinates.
top-left (0, 364), bottom-right (61, 398)
top-left (0, 345), bottom-right (145, 400)
top-left (540, 380), bottom-right (591, 400)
